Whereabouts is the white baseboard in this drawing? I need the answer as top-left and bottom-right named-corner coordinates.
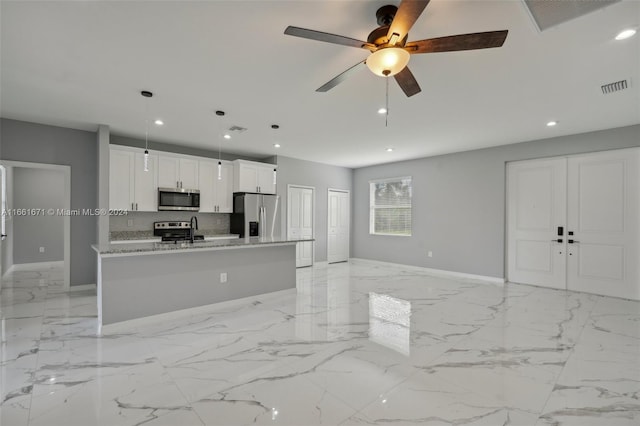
top-left (9, 261), bottom-right (64, 272)
top-left (69, 283), bottom-right (96, 292)
top-left (349, 258), bottom-right (505, 285)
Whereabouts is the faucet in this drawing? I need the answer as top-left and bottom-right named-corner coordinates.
top-left (189, 216), bottom-right (198, 243)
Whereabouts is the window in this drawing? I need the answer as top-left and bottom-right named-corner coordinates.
top-left (369, 176), bottom-right (412, 236)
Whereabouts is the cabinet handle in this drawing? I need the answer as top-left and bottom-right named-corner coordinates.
top-left (135, 203), bottom-right (138, 211)
top-left (177, 181), bottom-right (179, 188)
top-left (131, 203), bottom-right (134, 210)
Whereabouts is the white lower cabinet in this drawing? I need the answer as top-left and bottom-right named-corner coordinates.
top-left (198, 159), bottom-right (233, 213)
top-left (109, 147), bottom-right (157, 211)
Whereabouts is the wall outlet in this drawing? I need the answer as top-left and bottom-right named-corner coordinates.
top-left (39, 247), bottom-right (45, 253)
top-left (127, 219), bottom-right (134, 227)
top-left (427, 250), bottom-right (433, 258)
top-left (220, 272), bottom-right (228, 283)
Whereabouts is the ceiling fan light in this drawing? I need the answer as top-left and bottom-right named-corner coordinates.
top-left (615, 29), bottom-right (636, 40)
top-left (366, 48), bottom-right (410, 77)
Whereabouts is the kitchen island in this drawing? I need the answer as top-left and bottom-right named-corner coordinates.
top-left (92, 237), bottom-right (312, 328)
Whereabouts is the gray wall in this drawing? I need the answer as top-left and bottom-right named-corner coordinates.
top-left (97, 125), bottom-right (110, 245)
top-left (0, 118), bottom-right (98, 286)
top-left (353, 125), bottom-right (640, 279)
top-left (12, 167), bottom-right (65, 263)
top-left (274, 155), bottom-right (353, 263)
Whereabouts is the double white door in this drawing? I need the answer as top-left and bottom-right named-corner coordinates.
top-left (507, 148), bottom-right (639, 300)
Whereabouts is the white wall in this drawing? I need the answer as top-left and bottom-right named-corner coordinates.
top-left (353, 124), bottom-right (640, 279)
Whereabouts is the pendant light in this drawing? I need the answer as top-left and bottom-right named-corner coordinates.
top-left (141, 90), bottom-right (153, 172)
top-left (216, 110), bottom-right (225, 180)
top-left (271, 124), bottom-right (279, 185)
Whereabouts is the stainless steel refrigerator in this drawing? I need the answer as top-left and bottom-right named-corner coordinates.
top-left (230, 193), bottom-right (280, 238)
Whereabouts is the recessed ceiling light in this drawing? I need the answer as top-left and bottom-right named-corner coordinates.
top-left (546, 121), bottom-right (557, 127)
top-left (378, 108), bottom-right (387, 114)
top-left (386, 148), bottom-right (394, 152)
top-left (223, 134), bottom-right (231, 139)
top-left (273, 143), bottom-right (281, 148)
top-left (615, 29), bottom-right (636, 41)
top-left (154, 119), bottom-right (164, 126)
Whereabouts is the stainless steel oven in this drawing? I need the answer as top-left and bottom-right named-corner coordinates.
top-left (158, 188), bottom-right (200, 211)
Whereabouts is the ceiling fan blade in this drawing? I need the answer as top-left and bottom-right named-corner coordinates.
top-left (394, 66), bottom-right (421, 97)
top-left (316, 61), bottom-right (367, 92)
top-left (285, 26), bottom-right (376, 51)
top-left (387, 0), bottom-right (431, 44)
top-left (405, 30), bottom-right (508, 54)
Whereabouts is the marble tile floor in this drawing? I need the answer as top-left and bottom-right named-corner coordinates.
top-left (0, 260), bottom-right (638, 426)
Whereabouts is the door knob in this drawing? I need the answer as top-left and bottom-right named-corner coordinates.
top-left (568, 239), bottom-right (580, 244)
top-left (551, 239), bottom-right (563, 243)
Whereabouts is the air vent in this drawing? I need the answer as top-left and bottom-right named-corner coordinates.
top-left (601, 79), bottom-right (628, 94)
top-left (228, 125), bottom-right (248, 133)
top-left (523, 0), bottom-right (621, 32)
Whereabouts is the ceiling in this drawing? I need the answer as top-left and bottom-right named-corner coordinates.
top-left (1, 0), bottom-right (638, 168)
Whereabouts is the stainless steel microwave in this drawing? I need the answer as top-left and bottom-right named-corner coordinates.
top-left (158, 187), bottom-right (200, 211)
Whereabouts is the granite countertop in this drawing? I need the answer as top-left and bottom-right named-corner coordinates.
top-left (110, 230), bottom-right (238, 241)
top-left (93, 237), bottom-right (314, 257)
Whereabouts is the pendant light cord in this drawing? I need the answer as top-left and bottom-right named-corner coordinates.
top-left (144, 97), bottom-right (149, 152)
top-left (385, 75), bottom-right (389, 128)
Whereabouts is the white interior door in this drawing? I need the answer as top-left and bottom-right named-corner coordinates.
top-left (507, 158), bottom-right (567, 289)
top-left (566, 149), bottom-right (639, 300)
top-left (0, 165), bottom-right (4, 285)
top-left (327, 189), bottom-right (350, 264)
top-left (288, 185), bottom-right (314, 268)
top-left (507, 148), bottom-right (640, 300)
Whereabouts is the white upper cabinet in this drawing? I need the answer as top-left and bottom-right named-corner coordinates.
top-left (158, 154), bottom-right (199, 190)
top-left (133, 152), bottom-right (157, 211)
top-left (233, 160), bottom-right (277, 194)
top-left (109, 149), bottom-right (134, 210)
top-left (179, 158), bottom-right (199, 189)
top-left (257, 164), bottom-right (276, 195)
top-left (216, 162), bottom-right (234, 212)
top-left (199, 159), bottom-right (234, 213)
top-left (109, 147), bottom-right (157, 211)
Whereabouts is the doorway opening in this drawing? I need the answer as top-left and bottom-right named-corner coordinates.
top-left (0, 160), bottom-right (71, 290)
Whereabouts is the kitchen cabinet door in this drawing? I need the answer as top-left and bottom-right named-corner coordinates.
top-left (158, 155), bottom-right (180, 189)
top-left (215, 161), bottom-right (234, 212)
top-left (257, 164), bottom-right (276, 194)
top-left (109, 149), bottom-right (134, 210)
top-left (234, 161), bottom-right (259, 193)
top-left (179, 158), bottom-right (199, 190)
top-left (133, 152), bottom-right (158, 211)
top-left (198, 160), bottom-right (216, 213)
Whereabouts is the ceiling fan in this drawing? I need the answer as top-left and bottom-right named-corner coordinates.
top-left (284, 0), bottom-right (508, 97)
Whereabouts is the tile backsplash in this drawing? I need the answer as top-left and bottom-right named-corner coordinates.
top-left (110, 211), bottom-right (230, 233)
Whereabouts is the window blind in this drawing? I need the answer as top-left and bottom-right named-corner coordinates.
top-left (369, 176), bottom-right (412, 236)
